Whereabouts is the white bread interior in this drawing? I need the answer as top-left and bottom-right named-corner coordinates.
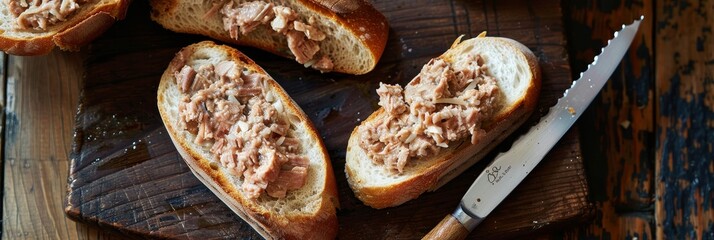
top-left (157, 41), bottom-right (339, 239)
top-left (345, 36), bottom-right (542, 209)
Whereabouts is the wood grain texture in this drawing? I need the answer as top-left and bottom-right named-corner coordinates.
top-left (65, 0), bottom-right (591, 239)
top-left (423, 215), bottom-right (470, 240)
top-left (2, 50), bottom-right (80, 239)
top-left (560, 205), bottom-right (654, 239)
top-left (655, 0), bottom-right (714, 239)
top-left (562, 0), bottom-right (656, 239)
top-left (1, 50), bottom-right (124, 239)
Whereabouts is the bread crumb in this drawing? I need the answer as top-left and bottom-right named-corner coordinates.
top-left (567, 106), bottom-right (576, 115)
top-left (620, 120), bottom-right (631, 129)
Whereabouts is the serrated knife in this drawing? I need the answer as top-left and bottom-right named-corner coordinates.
top-left (422, 16), bottom-right (643, 240)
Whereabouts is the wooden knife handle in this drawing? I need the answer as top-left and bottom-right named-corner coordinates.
top-left (422, 214), bottom-right (470, 240)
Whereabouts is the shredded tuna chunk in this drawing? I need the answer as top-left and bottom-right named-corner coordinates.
top-left (174, 65), bottom-right (197, 93)
top-left (376, 83), bottom-right (407, 115)
top-left (293, 20), bottom-right (326, 41)
top-left (404, 58), bottom-right (455, 114)
top-left (270, 6), bottom-right (296, 34)
top-left (219, 0), bottom-right (333, 72)
top-left (286, 30), bottom-right (320, 64)
top-left (221, 1), bottom-right (274, 37)
top-left (6, 0), bottom-right (90, 30)
top-left (311, 55), bottom-right (334, 73)
top-left (177, 60), bottom-right (308, 199)
top-left (359, 54), bottom-right (500, 173)
top-left (202, 0), bottom-right (225, 19)
top-left (265, 156), bottom-right (308, 198)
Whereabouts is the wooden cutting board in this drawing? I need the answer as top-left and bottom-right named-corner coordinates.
top-left (65, 0), bottom-right (593, 238)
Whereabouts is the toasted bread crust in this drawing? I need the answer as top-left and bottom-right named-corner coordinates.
top-left (158, 41), bottom-right (338, 239)
top-left (301, 0), bottom-right (389, 66)
top-left (0, 34), bottom-right (54, 56)
top-left (149, 0), bottom-right (388, 75)
top-left (345, 37), bottom-right (542, 209)
top-left (0, 0), bottom-right (131, 56)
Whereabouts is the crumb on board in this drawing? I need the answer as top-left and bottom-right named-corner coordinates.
top-left (567, 106), bottom-right (576, 115)
top-left (620, 120), bottom-right (631, 129)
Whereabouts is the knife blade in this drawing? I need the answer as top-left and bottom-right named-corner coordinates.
top-left (423, 16), bottom-right (643, 240)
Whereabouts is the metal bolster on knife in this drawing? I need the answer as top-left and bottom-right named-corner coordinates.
top-left (452, 204), bottom-right (483, 231)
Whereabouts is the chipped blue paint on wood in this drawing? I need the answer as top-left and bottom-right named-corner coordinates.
top-left (658, 60), bottom-right (714, 240)
top-left (656, 0), bottom-right (714, 238)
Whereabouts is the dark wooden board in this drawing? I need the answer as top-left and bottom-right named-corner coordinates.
top-left (65, 0), bottom-right (593, 238)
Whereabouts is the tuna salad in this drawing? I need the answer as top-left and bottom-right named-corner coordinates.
top-left (6, 0), bottom-right (89, 30)
top-left (358, 55), bottom-right (500, 173)
top-left (214, 0), bottom-right (333, 72)
top-left (175, 60), bottom-right (308, 199)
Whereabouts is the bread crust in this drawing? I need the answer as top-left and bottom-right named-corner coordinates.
top-left (149, 0), bottom-right (388, 75)
top-left (345, 36), bottom-right (542, 209)
top-left (0, 0), bottom-right (131, 56)
top-left (299, 0), bottom-right (389, 67)
top-left (158, 41), bottom-right (338, 239)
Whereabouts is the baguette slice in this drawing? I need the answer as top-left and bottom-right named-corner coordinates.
top-left (0, 0), bottom-right (131, 55)
top-left (345, 35), bottom-right (541, 209)
top-left (149, 0), bottom-right (388, 75)
top-left (158, 41), bottom-right (339, 239)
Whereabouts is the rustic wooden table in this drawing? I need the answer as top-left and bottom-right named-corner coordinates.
top-left (1, 0), bottom-right (712, 239)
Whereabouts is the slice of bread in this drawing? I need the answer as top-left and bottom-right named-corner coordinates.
top-left (345, 35), bottom-right (541, 209)
top-left (0, 0), bottom-right (131, 55)
top-left (157, 41), bottom-right (339, 239)
top-left (149, 0), bottom-right (388, 75)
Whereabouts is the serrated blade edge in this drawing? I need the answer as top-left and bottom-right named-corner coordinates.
top-left (457, 16), bottom-right (643, 227)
